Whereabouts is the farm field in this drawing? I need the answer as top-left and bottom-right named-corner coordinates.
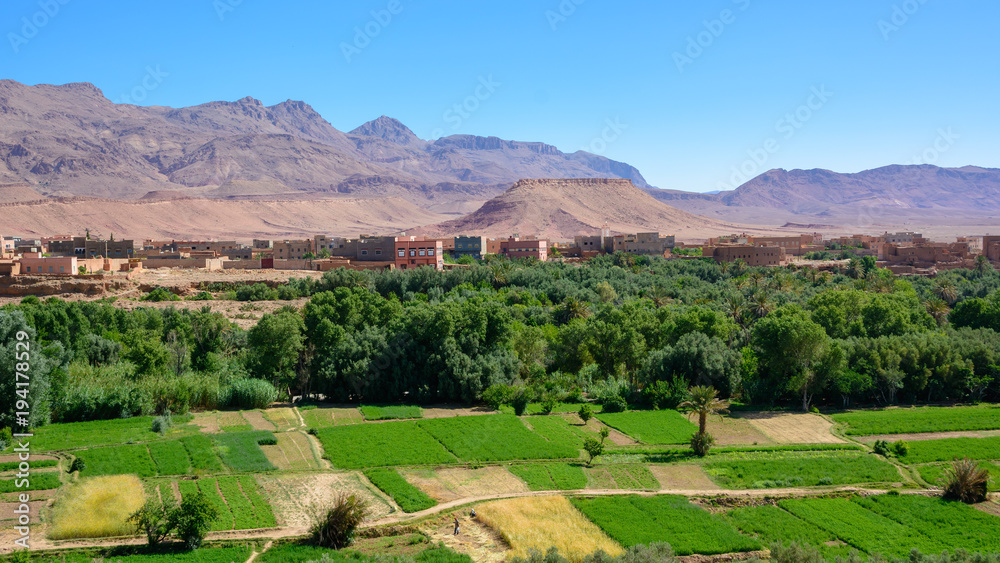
top-left (647, 464), bottom-right (720, 490)
top-left (596, 410), bottom-right (697, 444)
top-left (364, 468), bottom-right (437, 512)
top-left (402, 466), bottom-right (530, 502)
top-left (263, 407), bottom-right (301, 430)
top-left (898, 436), bottom-right (1000, 464)
top-left (255, 472), bottom-right (394, 528)
top-left (260, 431), bottom-right (321, 470)
top-left (918, 461), bottom-right (1000, 490)
top-left (300, 404), bottom-right (365, 428)
top-left (726, 504), bottom-right (855, 559)
top-left (48, 475), bottom-right (145, 539)
top-left (507, 463), bottom-right (588, 491)
top-left (704, 452), bottom-right (901, 489)
top-left (33, 415), bottom-right (196, 452)
top-left (316, 421), bottom-right (456, 469)
top-left (214, 430), bottom-right (279, 472)
top-left (477, 495), bottom-right (623, 560)
top-left (418, 414), bottom-right (579, 462)
top-left (737, 412), bottom-right (843, 444)
top-left (585, 464), bottom-right (661, 490)
top-left (831, 405), bottom-right (1000, 436)
top-left (361, 405), bottom-right (423, 420)
top-left (571, 494), bottom-right (761, 555)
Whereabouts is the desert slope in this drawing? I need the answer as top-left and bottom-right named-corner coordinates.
top-left (415, 178), bottom-right (794, 240)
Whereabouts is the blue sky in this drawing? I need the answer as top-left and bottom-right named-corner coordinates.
top-left (2, 0), bottom-right (997, 192)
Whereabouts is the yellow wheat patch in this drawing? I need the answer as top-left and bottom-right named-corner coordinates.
top-left (48, 475), bottom-right (145, 539)
top-left (477, 495), bottom-right (623, 561)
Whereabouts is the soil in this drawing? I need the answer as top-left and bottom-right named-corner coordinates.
top-left (703, 416), bottom-right (774, 446)
top-left (649, 465), bottom-right (721, 490)
top-left (421, 405), bottom-right (497, 419)
top-left (579, 417), bottom-right (637, 446)
top-left (424, 511), bottom-right (508, 563)
top-left (858, 430), bottom-right (1000, 443)
top-left (261, 432), bottom-right (320, 471)
top-left (402, 467), bottom-right (530, 503)
top-left (264, 408), bottom-right (301, 431)
top-left (736, 412), bottom-right (845, 444)
top-left (242, 410), bottom-right (277, 432)
top-left (254, 472), bottom-right (393, 529)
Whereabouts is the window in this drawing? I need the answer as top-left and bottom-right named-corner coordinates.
top-left (398, 250), bottom-right (405, 257)
top-left (375, 249), bottom-right (382, 255)
top-left (60, 266), bottom-right (64, 272)
top-left (361, 250), bottom-right (368, 255)
top-left (428, 250), bottom-right (434, 256)
top-left (419, 250), bottom-right (425, 256)
top-left (410, 250), bottom-right (416, 257)
top-left (26, 267), bottom-right (30, 272)
top-left (49, 266), bottom-right (54, 272)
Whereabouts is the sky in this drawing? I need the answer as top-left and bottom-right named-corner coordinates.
top-left (1, 0), bottom-right (998, 192)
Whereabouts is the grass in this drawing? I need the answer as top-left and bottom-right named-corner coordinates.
top-left (725, 504), bottom-right (855, 559)
top-left (0, 459), bottom-right (58, 472)
top-left (239, 475), bottom-right (278, 528)
top-left (596, 410), bottom-right (697, 445)
top-left (34, 415), bottom-right (194, 451)
top-left (364, 468), bottom-right (437, 512)
top-left (24, 546), bottom-right (254, 562)
top-left (525, 415), bottom-right (597, 449)
top-left (316, 421), bottom-right (455, 469)
top-left (854, 494), bottom-right (1000, 553)
top-left (586, 464), bottom-right (660, 490)
top-left (217, 475), bottom-right (257, 530)
top-left (704, 452), bottom-right (900, 489)
top-left (831, 404), bottom-right (1000, 435)
top-left (301, 406), bottom-right (365, 429)
top-left (478, 495), bottom-right (623, 560)
top-left (572, 494), bottom-right (760, 555)
top-left (361, 405), bottom-right (423, 421)
top-left (147, 440), bottom-right (190, 475)
top-left (214, 430), bottom-right (278, 472)
top-left (77, 443), bottom-right (157, 478)
top-left (917, 461), bottom-right (1000, 490)
top-left (179, 478), bottom-right (234, 532)
top-left (418, 415), bottom-right (579, 462)
top-left (779, 497), bottom-right (944, 557)
top-left (180, 434), bottom-right (225, 473)
top-left (48, 475), bottom-right (145, 539)
top-left (898, 436), bottom-right (1000, 464)
top-left (508, 463), bottom-right (588, 491)
top-left (0, 471), bottom-right (61, 493)
top-left (258, 542), bottom-right (472, 563)
top-left (501, 402), bottom-right (604, 415)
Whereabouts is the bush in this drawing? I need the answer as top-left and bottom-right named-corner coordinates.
top-left (602, 395), bottom-right (628, 413)
top-left (578, 404), bottom-right (593, 423)
top-left (141, 287), bottom-right (180, 302)
top-left (235, 283), bottom-right (278, 301)
top-left (690, 432), bottom-right (714, 457)
top-left (642, 377), bottom-right (688, 410)
top-left (0, 427), bottom-right (11, 451)
top-left (169, 491), bottom-right (219, 550)
top-left (69, 457), bottom-right (86, 473)
top-left (310, 493), bottom-right (369, 549)
top-left (540, 395), bottom-right (558, 415)
top-left (221, 378), bottom-right (278, 409)
top-left (891, 440), bottom-right (909, 457)
top-left (872, 440), bottom-right (891, 457)
top-left (482, 384), bottom-right (514, 411)
top-left (943, 458), bottom-right (990, 503)
top-left (151, 411), bottom-right (172, 434)
top-left (512, 390), bottom-right (531, 416)
top-left (128, 497), bottom-right (177, 546)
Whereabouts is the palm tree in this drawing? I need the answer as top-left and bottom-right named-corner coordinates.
top-left (846, 258), bottom-right (863, 279)
top-left (678, 386), bottom-right (730, 436)
top-left (925, 298), bottom-right (950, 326)
top-left (974, 255), bottom-right (992, 277)
top-left (934, 279), bottom-right (958, 305)
top-left (752, 291), bottom-right (773, 319)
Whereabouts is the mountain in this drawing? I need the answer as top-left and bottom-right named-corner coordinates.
top-left (647, 165), bottom-right (1000, 214)
top-left (415, 178), bottom-right (787, 240)
top-left (0, 80), bottom-right (651, 202)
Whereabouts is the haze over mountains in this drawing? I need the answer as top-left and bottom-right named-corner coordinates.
top-left (0, 79), bottom-right (997, 240)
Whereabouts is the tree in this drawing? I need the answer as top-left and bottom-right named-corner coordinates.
top-left (583, 437), bottom-right (604, 466)
top-left (752, 306), bottom-right (830, 411)
top-left (0, 311), bottom-right (55, 428)
top-left (640, 332), bottom-right (739, 395)
top-left (678, 385), bottom-right (729, 436)
top-left (247, 311), bottom-right (305, 391)
top-left (934, 279), bottom-right (959, 305)
top-left (943, 458), bottom-right (990, 504)
top-left (128, 497), bottom-right (177, 546)
top-left (578, 404), bottom-right (593, 423)
top-left (169, 491), bottom-right (219, 550)
top-left (310, 493), bottom-right (369, 549)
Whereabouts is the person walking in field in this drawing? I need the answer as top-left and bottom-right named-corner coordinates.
top-left (454, 516), bottom-right (460, 535)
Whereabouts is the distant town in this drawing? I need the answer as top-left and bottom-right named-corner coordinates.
top-left (2, 226), bottom-right (998, 279)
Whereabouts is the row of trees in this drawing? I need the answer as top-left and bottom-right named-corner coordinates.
top-left (2, 255), bottom-right (999, 428)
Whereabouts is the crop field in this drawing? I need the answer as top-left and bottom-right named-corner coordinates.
top-left (361, 405), bottom-right (423, 420)
top-left (418, 415), bottom-right (579, 462)
top-left (726, 504), bottom-right (855, 559)
top-left (214, 430), bottom-right (278, 472)
top-left (255, 472), bottom-right (394, 528)
top-left (647, 464), bottom-right (719, 490)
top-left (585, 464), bottom-right (660, 490)
top-left (260, 431), bottom-right (321, 470)
top-left (525, 415), bottom-right (598, 449)
top-left (704, 452), bottom-right (900, 489)
top-left (854, 494), bottom-right (1000, 553)
top-left (263, 407), bottom-right (301, 430)
top-left (508, 463), bottom-right (587, 490)
top-left (301, 405), bottom-right (365, 429)
top-left (48, 475), bottom-right (145, 539)
top-left (33, 415), bottom-right (194, 452)
top-left (174, 477), bottom-right (277, 531)
top-left (364, 468), bottom-right (437, 512)
top-left (316, 421), bottom-right (456, 469)
top-left (257, 542), bottom-right (470, 563)
top-left (401, 466), bottom-right (529, 502)
top-left (32, 546), bottom-right (256, 563)
top-left (180, 435), bottom-right (225, 473)
top-left (477, 495), bottom-right (623, 560)
top-left (147, 440), bottom-right (191, 475)
top-left (595, 410), bottom-right (697, 444)
top-left (0, 459), bottom-right (58, 472)
top-left (832, 405), bottom-right (1000, 436)
top-left (918, 461), bottom-right (1000, 490)
top-left (0, 471), bottom-right (61, 493)
top-left (898, 436), bottom-right (1000, 464)
top-left (76, 444), bottom-right (158, 478)
top-left (572, 494), bottom-right (761, 555)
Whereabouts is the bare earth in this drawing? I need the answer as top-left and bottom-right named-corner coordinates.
top-left (703, 416), bottom-right (775, 446)
top-left (255, 472), bottom-right (393, 529)
top-left (737, 412), bottom-right (845, 444)
top-left (649, 465), bottom-right (721, 491)
top-left (402, 467), bottom-right (530, 503)
top-left (242, 410), bottom-right (277, 432)
top-left (424, 511), bottom-right (508, 563)
top-left (859, 430), bottom-right (1000, 443)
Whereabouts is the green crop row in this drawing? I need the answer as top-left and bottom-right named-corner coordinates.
top-left (360, 405), bottom-right (423, 421)
top-left (508, 463), bottom-right (587, 491)
top-left (596, 410), bottom-right (697, 445)
top-left (831, 405), bottom-right (1000, 436)
top-left (364, 468), bottom-right (437, 513)
top-left (704, 452), bottom-right (899, 489)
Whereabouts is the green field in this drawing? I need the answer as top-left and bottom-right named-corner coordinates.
top-left (525, 415), bottom-right (597, 449)
top-left (899, 436), bottom-right (1000, 464)
top-left (595, 410), bottom-right (697, 444)
top-left (571, 494), bottom-right (761, 555)
top-left (586, 464), bottom-right (660, 490)
top-left (180, 435), bottom-right (225, 473)
top-left (0, 459), bottom-right (58, 472)
top-left (316, 421), bottom-right (456, 469)
top-left (257, 542), bottom-right (472, 563)
top-left (360, 405), bottom-right (423, 421)
top-left (11, 545), bottom-right (254, 562)
top-left (831, 405), bottom-right (1000, 436)
top-left (172, 476), bottom-right (275, 532)
top-left (147, 440), bottom-right (191, 475)
top-left (726, 504), bottom-right (855, 559)
top-left (0, 471), bottom-right (61, 493)
top-left (854, 494), bottom-right (1000, 553)
top-left (418, 415), bottom-right (579, 462)
top-left (364, 468), bottom-right (437, 512)
top-left (917, 461), bottom-right (1000, 490)
top-left (77, 444), bottom-right (158, 478)
top-left (704, 452), bottom-right (900, 489)
top-left (508, 463), bottom-right (588, 490)
top-left (33, 415), bottom-right (195, 452)
top-left (214, 431), bottom-right (278, 472)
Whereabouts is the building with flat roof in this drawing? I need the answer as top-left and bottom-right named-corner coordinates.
top-left (453, 235), bottom-right (487, 259)
top-left (705, 245), bottom-right (785, 267)
top-left (500, 236), bottom-right (548, 261)
top-left (395, 238), bottom-right (444, 270)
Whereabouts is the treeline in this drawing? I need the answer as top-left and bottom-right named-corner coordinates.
top-left (2, 254), bottom-right (999, 427)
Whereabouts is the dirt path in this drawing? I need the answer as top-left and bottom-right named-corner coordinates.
top-left (246, 540), bottom-right (273, 563)
top-left (858, 430), bottom-right (1000, 443)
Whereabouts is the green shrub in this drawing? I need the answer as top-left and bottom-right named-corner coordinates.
top-left (142, 287), bottom-right (180, 302)
top-left (890, 440), bottom-right (909, 457)
top-left (602, 395), bottom-right (628, 413)
top-left (482, 384), bottom-right (514, 410)
top-left (872, 439), bottom-right (891, 456)
top-left (310, 493), bottom-right (368, 549)
top-left (691, 431), bottom-right (714, 457)
top-left (151, 412), bottom-right (173, 434)
top-left (170, 491), bottom-right (220, 550)
top-left (235, 283), bottom-right (278, 301)
top-left (944, 458), bottom-right (990, 503)
top-left (642, 377), bottom-right (688, 410)
top-left (221, 378), bottom-right (278, 409)
top-left (512, 390), bottom-right (530, 416)
top-left (578, 404), bottom-right (593, 423)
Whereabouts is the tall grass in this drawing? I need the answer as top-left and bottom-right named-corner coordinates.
top-left (477, 495), bottom-right (623, 561)
top-left (49, 475), bottom-right (146, 539)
